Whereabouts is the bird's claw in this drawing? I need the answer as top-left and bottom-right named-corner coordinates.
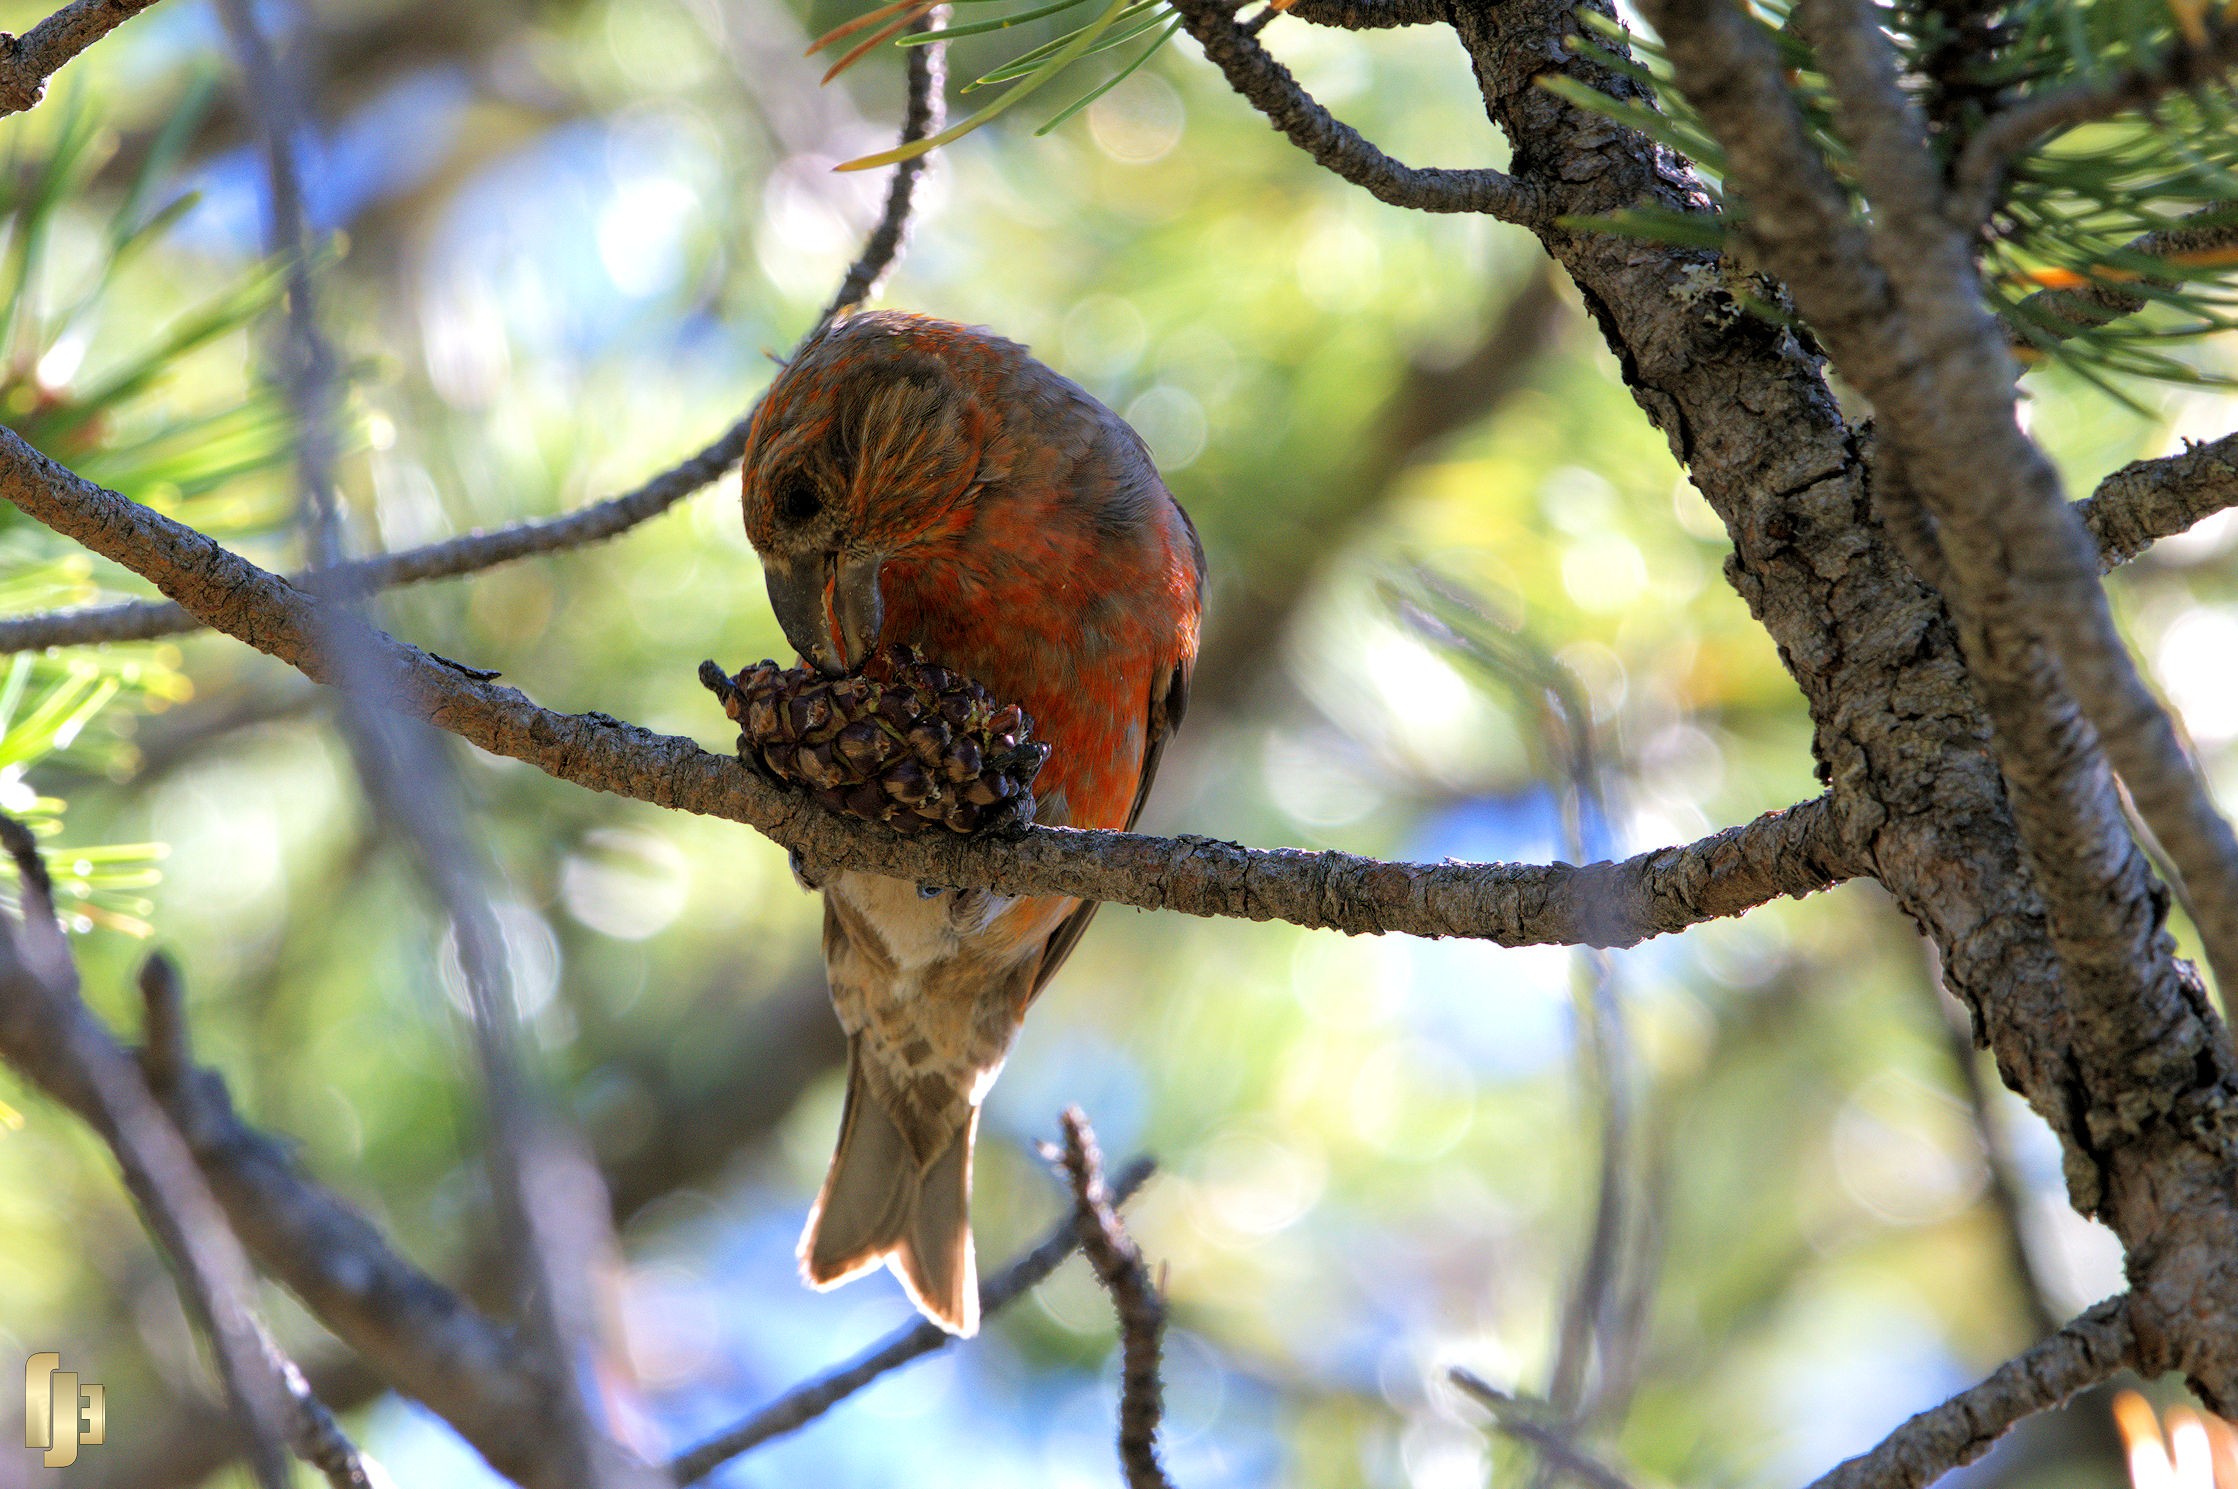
top-left (788, 848), bottom-right (828, 892)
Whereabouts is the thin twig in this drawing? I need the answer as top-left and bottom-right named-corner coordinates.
top-left (0, 0), bottom-right (166, 115)
top-left (0, 819), bottom-right (296, 1489)
top-left (261, 1322), bottom-right (388, 1489)
top-left (0, 4), bottom-right (951, 655)
top-left (1166, 0), bottom-right (1542, 220)
top-left (1543, 762), bottom-right (1638, 1456)
top-left (817, 6), bottom-right (946, 328)
top-left (1952, 26), bottom-right (2238, 232)
top-left (0, 420), bottom-right (751, 652)
top-left (1447, 1373), bottom-right (1640, 1489)
top-left (1800, 1296), bottom-right (2134, 1489)
top-left (2007, 210), bottom-right (2238, 347)
top-left (1399, 580), bottom-right (1646, 1469)
top-left (1054, 1110), bottom-right (1173, 1489)
top-left (671, 1158), bottom-right (1155, 1483)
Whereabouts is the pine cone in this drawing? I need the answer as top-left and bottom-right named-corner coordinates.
top-left (698, 645), bottom-right (1050, 835)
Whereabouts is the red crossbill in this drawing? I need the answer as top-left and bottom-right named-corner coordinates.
top-left (740, 311), bottom-right (1205, 1335)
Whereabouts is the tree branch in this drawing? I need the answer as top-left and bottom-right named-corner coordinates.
top-left (262, 1331), bottom-right (385, 1489)
top-left (1166, 0), bottom-right (1542, 220)
top-left (0, 2), bottom-right (948, 656)
top-left (0, 830), bottom-right (298, 1489)
top-left (0, 419), bottom-right (751, 652)
top-left (1277, 0), bottom-right (1449, 29)
top-left (671, 1157), bottom-right (1155, 1483)
top-left (0, 0), bottom-right (165, 115)
top-left (216, 1), bottom-right (648, 1478)
top-left (1854, 0), bottom-right (2238, 1003)
top-left (1952, 28), bottom-right (2238, 232)
top-left (1801, 1296), bottom-right (2134, 1489)
top-left (1931, 967), bottom-right (2063, 1342)
top-left (2081, 431), bottom-right (2238, 572)
top-left (1055, 1109), bottom-right (1173, 1489)
top-left (1655, 0), bottom-right (2238, 1007)
top-left (133, 954), bottom-right (573, 1489)
top-left (94, 971), bottom-right (848, 1489)
top-left (0, 428), bottom-right (1862, 945)
top-left (818, 7), bottom-right (945, 326)
top-left (1440, 0), bottom-right (2238, 1407)
top-left (2010, 210), bottom-right (2238, 346)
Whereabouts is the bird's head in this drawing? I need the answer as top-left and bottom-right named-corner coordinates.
top-left (740, 312), bottom-right (999, 675)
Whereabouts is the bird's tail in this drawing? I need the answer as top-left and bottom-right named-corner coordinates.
top-left (797, 1038), bottom-right (980, 1336)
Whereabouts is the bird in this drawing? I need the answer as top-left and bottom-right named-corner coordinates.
top-left (738, 310), bottom-right (1204, 1336)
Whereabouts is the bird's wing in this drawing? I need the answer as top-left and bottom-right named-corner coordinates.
top-left (1023, 650), bottom-right (1193, 1006)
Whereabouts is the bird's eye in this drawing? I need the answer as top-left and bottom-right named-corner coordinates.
top-left (776, 477), bottom-right (822, 526)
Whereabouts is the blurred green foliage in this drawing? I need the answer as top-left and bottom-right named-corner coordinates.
top-left (0, 1), bottom-right (2228, 1486)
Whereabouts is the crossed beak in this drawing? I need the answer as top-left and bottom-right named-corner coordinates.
top-left (764, 551), bottom-right (884, 676)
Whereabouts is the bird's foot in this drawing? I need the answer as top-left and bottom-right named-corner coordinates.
top-left (788, 848), bottom-right (829, 892)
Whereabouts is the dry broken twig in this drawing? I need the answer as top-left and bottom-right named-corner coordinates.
top-left (1053, 1109), bottom-right (1174, 1489)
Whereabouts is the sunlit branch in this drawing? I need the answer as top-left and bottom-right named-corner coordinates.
top-left (0, 425), bottom-right (1871, 945)
top-left (671, 1157), bottom-right (1156, 1483)
top-left (0, 0), bottom-right (166, 115)
top-left (2081, 431), bottom-right (2238, 572)
top-left (1801, 1296), bottom-right (2133, 1489)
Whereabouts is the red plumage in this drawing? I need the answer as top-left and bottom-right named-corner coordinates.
top-left (739, 311), bottom-right (1203, 1334)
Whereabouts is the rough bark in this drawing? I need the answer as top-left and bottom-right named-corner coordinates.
top-left (1441, 0), bottom-right (2238, 1408)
